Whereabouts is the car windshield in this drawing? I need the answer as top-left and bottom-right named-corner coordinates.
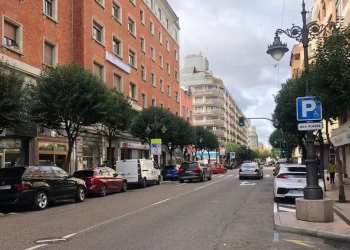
top-left (242, 164), bottom-right (256, 169)
top-left (181, 162), bottom-right (198, 169)
top-left (73, 171), bottom-right (95, 178)
top-left (164, 165), bottom-right (176, 169)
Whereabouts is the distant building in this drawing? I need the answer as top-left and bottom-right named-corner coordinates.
top-left (248, 126), bottom-right (258, 149)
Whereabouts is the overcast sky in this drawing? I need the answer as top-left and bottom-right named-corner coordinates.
top-left (168, 0), bottom-right (313, 146)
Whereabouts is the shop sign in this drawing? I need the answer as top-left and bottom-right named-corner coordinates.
top-left (0, 139), bottom-right (22, 149)
top-left (330, 121), bottom-right (350, 147)
top-left (120, 142), bottom-right (149, 150)
top-left (106, 51), bottom-right (131, 74)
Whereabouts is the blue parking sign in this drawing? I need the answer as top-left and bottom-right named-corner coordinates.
top-left (296, 96), bottom-right (322, 121)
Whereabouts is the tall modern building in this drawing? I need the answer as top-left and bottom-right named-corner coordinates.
top-left (180, 53), bottom-right (248, 146)
top-left (248, 126), bottom-right (258, 149)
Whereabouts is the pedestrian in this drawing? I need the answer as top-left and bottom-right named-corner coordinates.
top-left (327, 159), bottom-right (337, 184)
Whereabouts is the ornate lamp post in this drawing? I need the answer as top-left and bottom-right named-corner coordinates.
top-left (267, 0), bottom-right (334, 200)
top-left (145, 116), bottom-right (167, 165)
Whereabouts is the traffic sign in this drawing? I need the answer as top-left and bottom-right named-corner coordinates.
top-left (151, 143), bottom-right (162, 155)
top-left (296, 96), bottom-right (322, 121)
top-left (151, 138), bottom-right (162, 144)
top-left (298, 122), bottom-right (323, 131)
top-left (230, 152), bottom-right (236, 159)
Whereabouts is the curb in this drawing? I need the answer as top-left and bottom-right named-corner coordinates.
top-left (0, 213), bottom-right (4, 217)
top-left (334, 204), bottom-right (350, 226)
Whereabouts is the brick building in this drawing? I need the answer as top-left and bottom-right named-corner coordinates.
top-left (180, 84), bottom-right (193, 124)
top-left (0, 0), bottom-right (180, 171)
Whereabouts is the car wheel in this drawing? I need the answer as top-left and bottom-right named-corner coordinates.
top-left (200, 173), bottom-right (205, 182)
top-left (156, 175), bottom-right (161, 185)
top-left (32, 191), bottom-right (48, 210)
top-left (140, 178), bottom-right (147, 188)
top-left (75, 186), bottom-right (85, 202)
top-left (100, 184), bottom-right (107, 197)
top-left (179, 179), bottom-right (184, 183)
top-left (121, 181), bottom-right (127, 192)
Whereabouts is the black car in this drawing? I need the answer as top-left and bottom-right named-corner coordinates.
top-left (178, 161), bottom-right (212, 183)
top-left (0, 165), bottom-right (86, 210)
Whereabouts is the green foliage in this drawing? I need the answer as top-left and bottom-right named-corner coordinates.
top-left (269, 129), bottom-right (298, 158)
top-left (254, 148), bottom-right (273, 160)
top-left (31, 63), bottom-right (108, 170)
top-left (225, 141), bottom-right (256, 161)
top-left (0, 60), bottom-right (31, 132)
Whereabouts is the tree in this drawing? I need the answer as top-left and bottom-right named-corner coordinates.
top-left (308, 21), bottom-right (350, 202)
top-left (202, 129), bottom-right (219, 163)
top-left (194, 126), bottom-right (207, 160)
top-left (269, 129), bottom-right (298, 159)
top-left (96, 90), bottom-right (135, 167)
top-left (0, 60), bottom-right (31, 132)
top-left (30, 63), bottom-right (108, 172)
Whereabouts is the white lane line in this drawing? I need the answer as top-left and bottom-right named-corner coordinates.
top-left (274, 202), bottom-right (277, 213)
top-left (265, 174), bottom-right (271, 178)
top-left (217, 175), bottom-right (224, 178)
top-left (24, 244), bottom-right (48, 250)
top-left (175, 183), bottom-right (186, 187)
top-left (63, 233), bottom-right (77, 239)
top-left (73, 176), bottom-right (231, 235)
top-left (228, 174), bottom-right (233, 177)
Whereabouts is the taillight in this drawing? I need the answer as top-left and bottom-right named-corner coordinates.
top-left (138, 167), bottom-right (141, 175)
top-left (192, 167), bottom-right (201, 172)
top-left (14, 183), bottom-right (29, 191)
top-left (89, 177), bottom-right (100, 184)
top-left (277, 174), bottom-right (288, 179)
top-left (178, 168), bottom-right (184, 173)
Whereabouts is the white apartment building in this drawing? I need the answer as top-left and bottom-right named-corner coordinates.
top-left (180, 53), bottom-right (249, 146)
top-left (248, 126), bottom-right (259, 149)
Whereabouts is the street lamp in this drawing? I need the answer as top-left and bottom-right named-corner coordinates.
top-left (267, 0), bottom-right (334, 200)
top-left (145, 116), bottom-right (167, 164)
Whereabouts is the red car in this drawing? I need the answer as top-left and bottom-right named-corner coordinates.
top-left (210, 164), bottom-right (228, 174)
top-left (73, 167), bottom-right (127, 197)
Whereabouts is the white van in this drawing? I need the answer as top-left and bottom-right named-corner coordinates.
top-left (115, 159), bottom-right (161, 188)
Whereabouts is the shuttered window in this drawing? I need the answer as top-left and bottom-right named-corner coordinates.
top-left (4, 21), bottom-right (17, 46)
top-left (44, 42), bottom-right (54, 66)
top-left (93, 62), bottom-right (103, 79)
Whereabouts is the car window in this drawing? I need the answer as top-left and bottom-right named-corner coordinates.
top-left (0, 167), bottom-right (26, 178)
top-left (52, 166), bottom-right (68, 178)
top-left (242, 164), bottom-right (257, 169)
top-left (41, 166), bottom-right (54, 178)
top-left (181, 162), bottom-right (198, 169)
top-left (286, 167), bottom-right (306, 172)
top-left (101, 168), bottom-right (110, 176)
top-left (26, 166), bottom-right (43, 178)
top-left (153, 161), bottom-right (159, 169)
top-left (107, 168), bottom-right (117, 176)
top-left (73, 170), bottom-right (95, 178)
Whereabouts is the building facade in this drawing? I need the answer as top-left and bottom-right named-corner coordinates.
top-left (248, 126), bottom-right (258, 149)
top-left (180, 53), bottom-right (249, 146)
top-left (180, 84), bottom-right (193, 124)
top-left (0, 0), bottom-right (180, 172)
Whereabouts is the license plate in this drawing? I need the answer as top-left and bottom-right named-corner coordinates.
top-left (0, 185), bottom-right (11, 190)
top-left (185, 171), bottom-right (192, 173)
top-left (289, 190), bottom-right (303, 194)
top-left (166, 174), bottom-right (172, 176)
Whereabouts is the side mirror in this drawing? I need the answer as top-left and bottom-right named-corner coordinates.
top-left (113, 173), bottom-right (118, 177)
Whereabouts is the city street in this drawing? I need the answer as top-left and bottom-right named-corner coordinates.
top-left (1, 168), bottom-right (349, 250)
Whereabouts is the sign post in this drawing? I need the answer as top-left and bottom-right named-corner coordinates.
top-left (151, 138), bottom-right (162, 166)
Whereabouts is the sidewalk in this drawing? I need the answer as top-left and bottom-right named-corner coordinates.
top-left (274, 174), bottom-right (350, 243)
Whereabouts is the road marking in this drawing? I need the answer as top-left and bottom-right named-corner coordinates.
top-left (265, 174), bottom-right (270, 178)
top-left (228, 174), bottom-right (233, 177)
top-left (24, 245), bottom-right (48, 250)
top-left (63, 233), bottom-right (76, 239)
top-left (285, 240), bottom-right (315, 248)
top-left (274, 203), bottom-right (277, 213)
top-left (175, 183), bottom-right (186, 187)
top-left (218, 175), bottom-right (224, 178)
top-left (273, 232), bottom-right (279, 242)
top-left (239, 181), bottom-right (256, 186)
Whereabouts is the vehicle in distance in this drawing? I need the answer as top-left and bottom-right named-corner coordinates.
top-left (239, 162), bottom-right (263, 180)
top-left (210, 164), bottom-right (228, 174)
top-left (0, 166), bottom-right (86, 210)
top-left (273, 164), bottom-right (325, 202)
top-left (162, 165), bottom-right (180, 181)
top-left (178, 161), bottom-right (212, 183)
top-left (73, 167), bottom-right (127, 197)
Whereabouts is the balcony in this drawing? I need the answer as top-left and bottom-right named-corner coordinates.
top-left (211, 129), bottom-right (226, 136)
top-left (193, 109), bottom-right (225, 116)
top-left (193, 119), bottom-right (225, 126)
top-left (193, 99), bottom-right (225, 106)
top-left (192, 88), bottom-right (225, 96)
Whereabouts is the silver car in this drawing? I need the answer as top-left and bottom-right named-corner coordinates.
top-left (239, 162), bottom-right (263, 180)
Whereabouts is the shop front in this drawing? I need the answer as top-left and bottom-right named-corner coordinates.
top-left (330, 121), bottom-right (350, 177)
top-left (120, 142), bottom-right (149, 160)
top-left (37, 140), bottom-right (68, 170)
top-left (0, 138), bottom-right (29, 168)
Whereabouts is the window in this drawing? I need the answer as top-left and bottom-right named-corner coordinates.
top-left (141, 65), bottom-right (146, 80)
top-left (174, 29), bottom-right (178, 41)
top-left (52, 166), bottom-right (68, 178)
top-left (166, 62), bottom-right (170, 74)
top-left (113, 36), bottom-right (122, 57)
top-left (129, 82), bottom-right (137, 99)
top-left (175, 70), bottom-right (178, 81)
top-left (93, 61), bottom-right (104, 80)
top-left (113, 73), bottom-right (123, 92)
top-left (151, 72), bottom-right (155, 86)
top-left (128, 16), bottom-right (136, 36)
top-left (159, 55), bottom-right (163, 68)
top-left (167, 85), bottom-right (171, 96)
top-left (41, 166), bottom-right (54, 178)
top-left (140, 37), bottom-right (145, 51)
top-left (168, 107), bottom-right (171, 111)
top-left (166, 18), bottom-right (169, 29)
top-left (166, 40), bottom-right (169, 51)
top-left (176, 112), bottom-right (179, 116)
top-left (140, 8), bottom-right (145, 23)
top-left (159, 31), bottom-right (163, 44)
top-left (142, 93), bottom-right (146, 108)
top-left (112, 2), bottom-right (122, 22)
top-left (152, 98), bottom-right (156, 107)
top-left (95, 0), bottom-right (105, 7)
top-left (175, 91), bottom-right (179, 102)
top-left (93, 20), bottom-right (103, 43)
top-left (44, 0), bottom-right (53, 18)
top-left (160, 79), bottom-right (164, 92)
top-left (160, 103), bottom-right (164, 109)
top-left (130, 0), bottom-right (136, 5)
top-left (150, 20), bottom-right (154, 34)
top-left (44, 41), bottom-right (56, 67)
top-left (158, 8), bottom-right (162, 19)
top-left (151, 46), bottom-right (155, 60)
top-left (150, 0), bottom-right (153, 9)
top-left (128, 49), bottom-right (136, 67)
top-left (3, 19), bottom-right (21, 52)
top-left (174, 49), bottom-right (178, 61)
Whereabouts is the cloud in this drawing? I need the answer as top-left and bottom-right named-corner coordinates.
top-left (169, 0), bottom-right (313, 142)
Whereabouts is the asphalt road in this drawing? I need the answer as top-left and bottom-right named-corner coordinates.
top-left (1, 168), bottom-right (350, 250)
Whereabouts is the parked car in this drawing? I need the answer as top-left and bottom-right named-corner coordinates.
top-left (224, 162), bottom-right (233, 169)
top-left (178, 161), bottom-right (212, 183)
top-left (162, 165), bottom-right (180, 181)
top-left (0, 166), bottom-right (86, 210)
top-left (73, 167), bottom-right (127, 197)
top-left (273, 164), bottom-right (324, 203)
top-left (115, 159), bottom-right (161, 188)
top-left (239, 162), bottom-right (263, 180)
top-left (210, 164), bottom-right (228, 174)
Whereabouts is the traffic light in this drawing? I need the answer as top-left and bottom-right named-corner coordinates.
top-left (239, 117), bottom-right (245, 127)
top-left (184, 149), bottom-right (188, 160)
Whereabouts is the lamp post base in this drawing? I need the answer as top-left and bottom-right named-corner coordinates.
top-left (296, 198), bottom-right (334, 222)
top-left (304, 185), bottom-right (324, 200)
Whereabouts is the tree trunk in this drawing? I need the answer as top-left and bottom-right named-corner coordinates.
top-left (342, 146), bottom-right (348, 178)
top-left (64, 139), bottom-right (74, 174)
top-left (208, 150), bottom-right (211, 163)
top-left (108, 138), bottom-right (115, 169)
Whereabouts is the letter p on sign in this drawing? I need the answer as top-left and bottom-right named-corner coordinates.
top-left (302, 100), bottom-right (316, 117)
